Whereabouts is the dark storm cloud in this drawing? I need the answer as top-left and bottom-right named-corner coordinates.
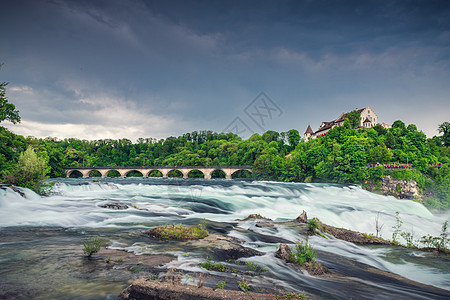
top-left (1, 0), bottom-right (449, 139)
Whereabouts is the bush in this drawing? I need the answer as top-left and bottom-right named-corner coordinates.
top-left (3, 146), bottom-right (48, 194)
top-left (217, 281), bottom-right (225, 289)
top-left (307, 218), bottom-right (324, 233)
top-left (288, 240), bottom-right (317, 265)
top-left (82, 236), bottom-right (102, 257)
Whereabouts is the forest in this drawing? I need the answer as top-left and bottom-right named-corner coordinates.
top-left (1, 113), bottom-right (450, 209)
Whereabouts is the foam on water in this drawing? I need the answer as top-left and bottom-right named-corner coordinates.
top-left (1, 178), bottom-right (449, 291)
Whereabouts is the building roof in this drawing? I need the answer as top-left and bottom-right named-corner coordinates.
top-left (304, 124), bottom-right (313, 134)
top-left (363, 117), bottom-right (371, 123)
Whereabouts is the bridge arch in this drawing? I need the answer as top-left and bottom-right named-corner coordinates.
top-left (209, 169), bottom-right (226, 179)
top-left (187, 169), bottom-right (206, 178)
top-left (167, 169), bottom-right (183, 178)
top-left (123, 169), bottom-right (144, 178)
top-left (147, 170), bottom-right (163, 177)
top-left (87, 170), bottom-right (102, 177)
top-left (67, 169), bottom-right (83, 178)
top-left (105, 169), bottom-right (121, 178)
top-left (231, 169), bottom-right (253, 179)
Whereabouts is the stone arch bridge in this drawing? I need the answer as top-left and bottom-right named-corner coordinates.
top-left (64, 166), bottom-right (253, 180)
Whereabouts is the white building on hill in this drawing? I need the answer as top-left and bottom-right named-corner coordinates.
top-left (304, 106), bottom-right (391, 141)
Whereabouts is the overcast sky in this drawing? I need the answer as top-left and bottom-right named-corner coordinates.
top-left (1, 0), bottom-right (449, 141)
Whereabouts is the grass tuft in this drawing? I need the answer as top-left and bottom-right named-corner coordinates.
top-left (148, 222), bottom-right (209, 240)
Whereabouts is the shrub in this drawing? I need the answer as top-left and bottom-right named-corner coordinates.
top-left (217, 281), bottom-right (225, 289)
top-left (82, 236), bottom-right (102, 257)
top-left (307, 218), bottom-right (324, 233)
top-left (288, 240), bottom-right (317, 265)
top-left (238, 279), bottom-right (250, 293)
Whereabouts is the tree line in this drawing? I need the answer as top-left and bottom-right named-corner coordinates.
top-left (1, 74), bottom-right (449, 209)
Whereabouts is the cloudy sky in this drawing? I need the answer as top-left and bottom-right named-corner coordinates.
top-left (1, 0), bottom-right (449, 141)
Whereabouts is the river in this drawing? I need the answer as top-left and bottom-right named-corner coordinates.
top-left (0, 178), bottom-right (449, 299)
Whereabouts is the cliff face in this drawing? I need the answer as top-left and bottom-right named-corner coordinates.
top-left (381, 175), bottom-right (421, 200)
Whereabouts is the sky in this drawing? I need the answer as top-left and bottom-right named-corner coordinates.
top-left (1, 0), bottom-right (449, 141)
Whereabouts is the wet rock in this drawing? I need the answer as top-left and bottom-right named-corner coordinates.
top-left (255, 221), bottom-right (275, 228)
top-left (320, 224), bottom-right (391, 245)
top-left (381, 175), bottom-right (421, 200)
top-left (275, 243), bottom-right (292, 262)
top-left (176, 234), bottom-right (264, 260)
top-left (99, 203), bottom-right (129, 210)
top-left (295, 210), bottom-right (308, 223)
top-left (241, 214), bottom-right (272, 221)
top-left (119, 278), bottom-right (277, 300)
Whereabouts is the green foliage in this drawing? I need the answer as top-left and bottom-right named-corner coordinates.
top-left (217, 281), bottom-right (225, 289)
top-left (345, 110), bottom-right (361, 128)
top-left (199, 257), bottom-right (233, 272)
top-left (148, 223), bottom-right (209, 240)
top-left (0, 69), bottom-right (21, 124)
top-left (308, 218), bottom-right (324, 234)
top-left (238, 279), bottom-right (250, 293)
top-left (419, 221), bottom-right (448, 252)
top-left (199, 257), bottom-right (267, 275)
top-left (82, 236), bottom-right (102, 257)
top-left (2, 146), bottom-right (48, 193)
top-left (287, 239), bottom-right (317, 265)
top-left (391, 212), bottom-right (403, 244)
top-left (438, 122), bottom-right (450, 147)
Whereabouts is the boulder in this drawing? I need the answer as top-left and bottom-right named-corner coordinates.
top-left (381, 176), bottom-right (421, 200)
top-left (295, 210), bottom-right (308, 223)
top-left (275, 243), bottom-right (292, 262)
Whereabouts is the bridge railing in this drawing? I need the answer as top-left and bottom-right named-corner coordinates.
top-left (64, 165), bottom-right (253, 170)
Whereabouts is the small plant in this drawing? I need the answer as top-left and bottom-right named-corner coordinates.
top-left (105, 256), bottom-right (111, 263)
top-left (391, 211), bottom-right (403, 244)
top-left (288, 239), bottom-right (317, 265)
top-left (82, 236), bottom-right (102, 257)
top-left (149, 274), bottom-right (158, 280)
top-left (130, 266), bottom-right (144, 273)
top-left (238, 279), bottom-right (250, 293)
top-left (196, 273), bottom-right (207, 288)
top-left (199, 257), bottom-right (234, 273)
top-left (307, 218), bottom-right (324, 235)
top-left (114, 256), bottom-right (124, 262)
top-left (439, 221), bottom-right (449, 251)
top-left (217, 281), bottom-right (225, 289)
top-left (421, 221), bottom-right (449, 252)
top-left (400, 230), bottom-right (417, 248)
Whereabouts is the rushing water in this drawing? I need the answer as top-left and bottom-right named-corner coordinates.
top-left (0, 178), bottom-right (449, 299)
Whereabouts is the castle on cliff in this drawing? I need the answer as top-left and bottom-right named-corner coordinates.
top-left (304, 106), bottom-right (391, 141)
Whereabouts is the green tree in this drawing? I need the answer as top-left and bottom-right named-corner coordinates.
top-left (7, 146), bottom-right (48, 193)
top-left (438, 122), bottom-right (450, 147)
top-left (345, 110), bottom-right (361, 128)
top-left (0, 65), bottom-right (21, 124)
top-left (287, 129), bottom-right (301, 150)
